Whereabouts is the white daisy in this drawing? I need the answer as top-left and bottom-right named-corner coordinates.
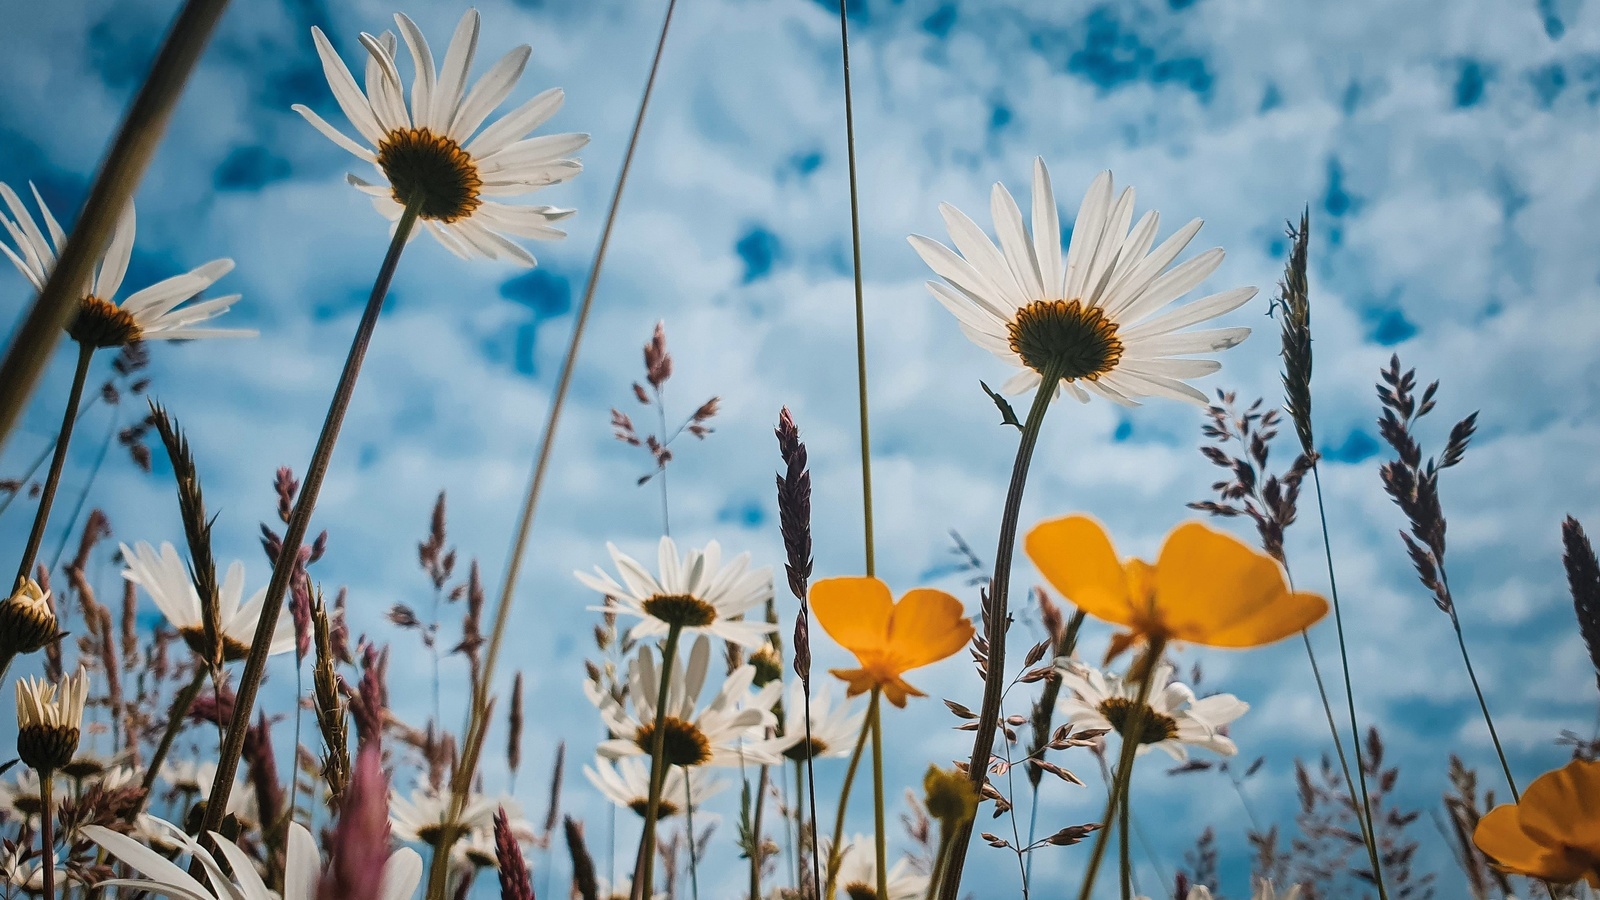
top-left (452, 809), bottom-right (537, 871)
top-left (576, 536), bottom-right (777, 649)
top-left (121, 541), bottom-right (295, 662)
top-left (294, 9), bottom-right (586, 266)
top-left (909, 159), bottom-right (1254, 406)
top-left (15, 666), bottom-right (89, 770)
top-left (781, 680), bottom-right (865, 761)
top-left (87, 816), bottom-right (422, 900)
top-left (584, 755), bottom-right (726, 819)
top-left (389, 784), bottom-right (509, 848)
top-left (1188, 882), bottom-right (1302, 900)
top-left (1058, 661), bottom-right (1248, 762)
top-left (0, 184), bottom-right (249, 347)
top-left (826, 834), bottom-right (928, 900)
top-left (0, 842), bottom-right (69, 893)
top-left (0, 769), bottom-right (44, 825)
top-left (587, 635), bottom-right (789, 767)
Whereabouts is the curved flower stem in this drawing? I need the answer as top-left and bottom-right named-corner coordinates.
top-left (13, 342), bottom-right (93, 590)
top-left (1075, 641), bottom-right (1162, 900)
top-left (837, 0), bottom-right (875, 578)
top-left (137, 665), bottom-right (208, 811)
top-left (633, 623), bottom-right (684, 900)
top-left (39, 768), bottom-right (55, 900)
top-left (869, 689), bottom-right (888, 900)
top-left (824, 692), bottom-right (875, 900)
top-left (939, 367), bottom-right (1061, 900)
top-left (1443, 586), bottom-right (1519, 801)
top-left (1306, 466), bottom-right (1388, 895)
top-left (199, 200), bottom-right (423, 846)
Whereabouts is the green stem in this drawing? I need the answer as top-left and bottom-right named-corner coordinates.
top-left (939, 367), bottom-right (1061, 900)
top-left (635, 624), bottom-right (684, 900)
top-left (13, 343), bottom-right (93, 590)
top-left (750, 762), bottom-right (769, 900)
top-left (46, 400), bottom-right (119, 575)
top-left (1076, 644), bottom-right (1162, 900)
top-left (869, 690), bottom-right (887, 900)
top-left (200, 200), bottom-right (422, 846)
top-left (1446, 600), bottom-right (1519, 802)
top-left (1118, 769), bottom-right (1132, 900)
top-left (138, 665), bottom-right (208, 811)
top-left (925, 823), bottom-right (957, 900)
top-left (838, 0), bottom-right (875, 578)
top-left (683, 765), bottom-right (700, 900)
top-left (825, 692), bottom-right (875, 900)
top-left (1309, 465), bottom-right (1388, 896)
top-left (40, 768), bottom-right (55, 900)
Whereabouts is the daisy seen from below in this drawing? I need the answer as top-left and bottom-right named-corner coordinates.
top-left (1059, 660), bottom-right (1247, 761)
top-left (781, 680), bottom-right (866, 761)
top-left (453, 811), bottom-right (536, 871)
top-left (1025, 515), bottom-right (1328, 661)
top-left (294, 9), bottom-right (587, 265)
top-left (0, 186), bottom-right (249, 347)
top-left (1474, 757), bottom-right (1600, 886)
top-left (576, 536), bottom-right (777, 649)
top-left (826, 834), bottom-right (929, 900)
top-left (390, 784), bottom-right (508, 848)
top-left (121, 541), bottom-right (296, 662)
top-left (15, 665), bottom-right (88, 771)
top-left (588, 635), bottom-right (789, 767)
top-left (909, 160), bottom-right (1253, 405)
top-left (584, 755), bottom-right (726, 818)
top-left (809, 577), bottom-right (974, 707)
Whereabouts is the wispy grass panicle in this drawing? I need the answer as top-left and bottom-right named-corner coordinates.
top-left (148, 400), bottom-right (223, 671)
top-left (1277, 211), bottom-right (1314, 457)
top-left (565, 816), bottom-right (601, 900)
top-left (1190, 393), bottom-right (1314, 564)
top-left (1562, 516), bottom-right (1600, 690)
top-left (496, 807), bottom-right (536, 900)
top-left (312, 592), bottom-right (351, 808)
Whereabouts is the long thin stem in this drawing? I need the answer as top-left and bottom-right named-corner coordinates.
top-left (1075, 646), bottom-right (1161, 900)
top-left (0, 394), bottom-right (101, 522)
top-left (633, 624), bottom-right (684, 900)
top-left (199, 201), bottom-right (422, 842)
top-left (939, 368), bottom-right (1060, 900)
top-left (441, 2), bottom-right (681, 876)
top-left (1446, 600), bottom-right (1520, 801)
top-left (0, 0), bottom-right (230, 453)
top-left (1309, 465), bottom-right (1388, 893)
top-left (655, 385), bottom-right (671, 538)
top-left (683, 767), bottom-right (700, 900)
top-left (13, 343), bottom-right (93, 590)
top-left (868, 689), bottom-right (888, 900)
top-left (1118, 771), bottom-right (1132, 900)
top-left (825, 695), bottom-right (874, 900)
top-left (47, 401), bottom-right (119, 574)
top-left (138, 665), bottom-right (208, 809)
top-left (750, 762), bottom-right (769, 900)
top-left (39, 768), bottom-right (55, 900)
top-left (836, 0), bottom-right (874, 577)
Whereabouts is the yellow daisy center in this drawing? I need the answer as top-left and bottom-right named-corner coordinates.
top-left (627, 796), bottom-right (681, 818)
top-left (641, 593), bottom-right (718, 629)
top-left (178, 626), bottom-right (251, 663)
top-left (375, 127), bottom-right (483, 222)
top-left (845, 883), bottom-right (879, 900)
top-left (634, 716), bottom-right (712, 767)
top-left (68, 296), bottom-right (142, 348)
top-left (1097, 697), bottom-right (1179, 745)
top-left (783, 736), bottom-right (829, 762)
top-left (1006, 299), bottom-right (1124, 381)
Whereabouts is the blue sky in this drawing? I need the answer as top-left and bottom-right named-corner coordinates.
top-left (3, 0), bottom-right (1598, 897)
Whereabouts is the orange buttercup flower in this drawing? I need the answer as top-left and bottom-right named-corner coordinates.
top-left (809, 577), bottom-right (975, 708)
top-left (1024, 515), bottom-right (1327, 659)
top-left (1474, 758), bottom-right (1600, 886)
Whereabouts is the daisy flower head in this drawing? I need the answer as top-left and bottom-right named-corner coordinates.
top-left (1025, 515), bottom-right (1327, 660)
top-left (1059, 660), bottom-right (1247, 762)
top-left (0, 185), bottom-right (249, 347)
top-left (121, 541), bottom-right (296, 662)
top-left (576, 536), bottom-right (777, 649)
top-left (453, 812), bottom-right (536, 871)
top-left (826, 834), bottom-right (929, 900)
top-left (0, 576), bottom-right (57, 657)
top-left (584, 756), bottom-right (726, 819)
top-left (809, 577), bottom-right (974, 707)
top-left (389, 785), bottom-right (507, 848)
top-left (909, 160), bottom-right (1253, 405)
top-left (781, 680), bottom-right (866, 761)
top-left (294, 9), bottom-right (587, 266)
top-left (15, 665), bottom-right (89, 771)
top-left (1474, 757), bottom-right (1600, 887)
top-left (588, 635), bottom-right (790, 766)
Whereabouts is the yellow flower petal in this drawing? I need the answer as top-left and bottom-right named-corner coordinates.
top-left (1520, 758), bottom-right (1600, 855)
top-left (811, 577), bottom-right (893, 657)
top-left (1476, 804), bottom-right (1593, 883)
top-left (879, 675), bottom-right (924, 708)
top-left (886, 589), bottom-right (974, 671)
top-left (1155, 522), bottom-right (1327, 647)
top-left (1025, 516), bottom-right (1136, 629)
top-left (828, 667), bottom-right (878, 699)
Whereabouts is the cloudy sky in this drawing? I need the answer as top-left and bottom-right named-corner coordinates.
top-left (2, 0), bottom-right (1597, 896)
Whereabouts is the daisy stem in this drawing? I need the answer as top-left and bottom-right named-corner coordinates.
top-left (869, 688), bottom-right (888, 900)
top-left (1308, 464), bottom-right (1390, 894)
top-left (837, 0), bottom-right (875, 578)
top-left (39, 767), bottom-right (54, 900)
top-left (636, 622), bottom-right (684, 900)
top-left (1117, 770), bottom-right (1132, 900)
top-left (751, 761), bottom-right (770, 900)
top-left (940, 365), bottom-right (1062, 900)
top-left (1075, 640), bottom-right (1162, 900)
top-left (137, 664), bottom-right (208, 811)
top-left (12, 342), bottom-right (93, 591)
top-left (684, 766), bottom-right (700, 900)
top-left (200, 199), bottom-right (423, 848)
top-left (825, 689), bottom-right (875, 900)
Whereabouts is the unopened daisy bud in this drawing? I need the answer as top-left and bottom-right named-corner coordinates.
top-left (923, 765), bottom-right (977, 827)
top-left (15, 667), bottom-right (89, 771)
top-left (750, 644), bottom-right (783, 687)
top-left (0, 578), bottom-right (58, 656)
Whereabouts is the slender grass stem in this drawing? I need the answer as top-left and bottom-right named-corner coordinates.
top-left (940, 367), bottom-right (1061, 900)
top-left (440, 3), bottom-right (680, 879)
top-left (39, 768), bottom-right (55, 900)
top-left (0, 394), bottom-right (102, 522)
top-left (1075, 642), bottom-right (1162, 900)
top-left (655, 385), bottom-right (671, 538)
top-left (138, 665), bottom-right (208, 810)
top-left (200, 200), bottom-right (422, 844)
top-left (751, 761), bottom-right (770, 900)
top-left (13, 343), bottom-right (93, 590)
top-left (825, 695), bottom-right (874, 900)
top-left (0, 0), bottom-right (230, 453)
top-left (47, 400), bottom-right (119, 575)
top-left (683, 764), bottom-right (700, 900)
top-left (836, 0), bottom-right (875, 578)
top-left (1118, 770), bottom-right (1132, 900)
top-left (634, 624), bottom-right (684, 900)
top-left (868, 690), bottom-right (888, 900)
top-left (1445, 596), bottom-right (1520, 801)
top-left (1308, 465), bottom-right (1388, 896)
